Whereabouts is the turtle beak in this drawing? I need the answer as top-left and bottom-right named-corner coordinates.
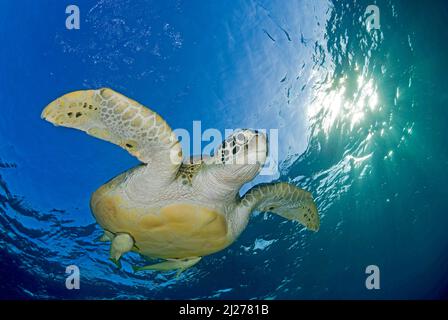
top-left (253, 132), bottom-right (268, 166)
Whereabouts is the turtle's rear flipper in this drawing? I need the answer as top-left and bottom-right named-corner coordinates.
top-left (96, 230), bottom-right (114, 242)
top-left (132, 257), bottom-right (201, 277)
top-left (109, 233), bottom-right (134, 269)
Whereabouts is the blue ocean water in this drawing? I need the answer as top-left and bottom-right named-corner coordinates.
top-left (1, 0), bottom-right (448, 299)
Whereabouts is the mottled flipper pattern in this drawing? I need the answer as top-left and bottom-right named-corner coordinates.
top-left (41, 88), bottom-right (182, 178)
top-left (240, 182), bottom-right (319, 231)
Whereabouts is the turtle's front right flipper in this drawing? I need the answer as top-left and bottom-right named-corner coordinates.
top-left (239, 182), bottom-right (320, 231)
top-left (132, 257), bottom-right (201, 276)
top-left (41, 88), bottom-right (182, 183)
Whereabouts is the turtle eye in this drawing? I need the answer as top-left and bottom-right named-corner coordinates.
top-left (236, 132), bottom-right (246, 144)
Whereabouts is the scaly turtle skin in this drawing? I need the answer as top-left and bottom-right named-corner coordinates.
top-left (42, 88), bottom-right (319, 274)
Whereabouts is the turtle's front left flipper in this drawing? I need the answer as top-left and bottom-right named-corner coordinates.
top-left (132, 257), bottom-right (201, 276)
top-left (239, 182), bottom-right (320, 231)
top-left (41, 88), bottom-right (183, 183)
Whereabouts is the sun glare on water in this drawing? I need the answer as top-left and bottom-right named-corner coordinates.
top-left (307, 72), bottom-right (379, 137)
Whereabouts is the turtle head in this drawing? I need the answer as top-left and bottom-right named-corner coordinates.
top-left (212, 129), bottom-right (268, 184)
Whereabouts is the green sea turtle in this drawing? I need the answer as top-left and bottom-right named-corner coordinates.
top-left (41, 88), bottom-right (319, 274)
